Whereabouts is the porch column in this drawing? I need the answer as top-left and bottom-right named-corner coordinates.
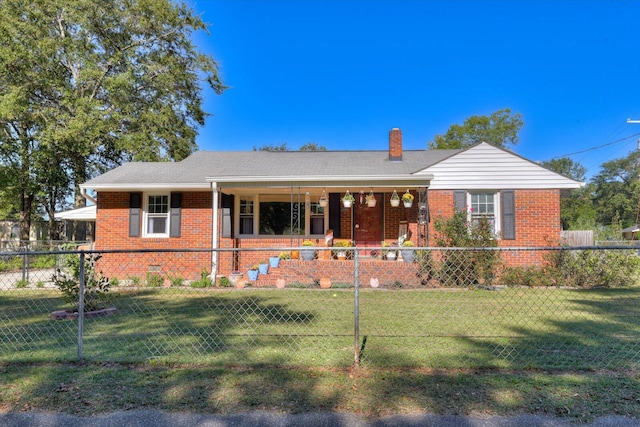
top-left (211, 182), bottom-right (219, 278)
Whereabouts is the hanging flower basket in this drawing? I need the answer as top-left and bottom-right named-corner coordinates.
top-left (365, 191), bottom-right (377, 207)
top-left (390, 190), bottom-right (400, 207)
top-left (402, 190), bottom-right (414, 208)
top-left (341, 190), bottom-right (355, 208)
top-left (319, 189), bottom-right (328, 207)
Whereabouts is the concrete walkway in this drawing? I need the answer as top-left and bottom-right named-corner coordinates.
top-left (1, 411), bottom-right (639, 427)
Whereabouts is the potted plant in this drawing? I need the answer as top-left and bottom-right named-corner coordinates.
top-left (382, 242), bottom-right (397, 260)
top-left (319, 189), bottom-right (328, 207)
top-left (332, 240), bottom-right (351, 260)
top-left (269, 255), bottom-right (280, 268)
top-left (229, 271), bottom-right (244, 286)
top-left (400, 240), bottom-right (415, 262)
top-left (402, 190), bottom-right (414, 208)
top-left (279, 251), bottom-right (291, 260)
top-left (365, 191), bottom-right (377, 207)
top-left (247, 264), bottom-right (259, 281)
top-left (258, 260), bottom-right (269, 275)
top-left (341, 191), bottom-right (355, 208)
top-left (300, 240), bottom-right (316, 261)
top-left (390, 190), bottom-right (400, 207)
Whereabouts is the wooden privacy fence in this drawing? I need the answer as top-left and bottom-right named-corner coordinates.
top-left (560, 230), bottom-right (594, 246)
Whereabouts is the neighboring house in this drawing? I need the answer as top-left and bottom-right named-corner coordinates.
top-left (80, 128), bottom-right (583, 280)
top-left (621, 225), bottom-right (640, 242)
top-left (54, 205), bottom-right (96, 243)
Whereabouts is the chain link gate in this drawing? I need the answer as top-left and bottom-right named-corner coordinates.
top-left (1, 246), bottom-right (640, 369)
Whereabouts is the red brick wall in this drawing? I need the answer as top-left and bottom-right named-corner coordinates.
top-left (95, 191), bottom-right (213, 280)
top-left (426, 189), bottom-right (561, 265)
top-left (95, 188), bottom-right (562, 279)
top-left (425, 189), bottom-right (560, 248)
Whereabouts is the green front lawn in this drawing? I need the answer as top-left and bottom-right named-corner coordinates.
top-left (1, 287), bottom-right (640, 369)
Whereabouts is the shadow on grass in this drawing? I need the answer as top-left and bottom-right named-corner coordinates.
top-left (3, 288), bottom-right (640, 419)
top-left (447, 288), bottom-right (640, 370)
top-left (83, 290), bottom-right (346, 366)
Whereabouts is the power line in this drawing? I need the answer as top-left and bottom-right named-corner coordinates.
top-left (551, 132), bottom-right (640, 159)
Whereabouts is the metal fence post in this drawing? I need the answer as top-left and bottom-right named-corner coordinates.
top-left (77, 251), bottom-right (85, 361)
top-left (354, 249), bottom-right (360, 366)
top-left (21, 245), bottom-right (28, 283)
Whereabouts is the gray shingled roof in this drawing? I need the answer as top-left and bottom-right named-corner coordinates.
top-left (83, 149), bottom-right (461, 187)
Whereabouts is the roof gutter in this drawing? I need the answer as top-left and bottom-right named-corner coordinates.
top-left (79, 183), bottom-right (211, 191)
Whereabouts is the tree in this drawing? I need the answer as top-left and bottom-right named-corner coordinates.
top-left (541, 157), bottom-right (586, 182)
top-left (541, 157), bottom-right (594, 230)
top-left (254, 143), bottom-right (289, 151)
top-left (429, 108), bottom-right (524, 150)
top-left (0, 0), bottom-right (225, 240)
top-left (300, 142), bottom-right (327, 151)
top-left (591, 150), bottom-right (640, 228)
top-left (254, 142), bottom-right (327, 151)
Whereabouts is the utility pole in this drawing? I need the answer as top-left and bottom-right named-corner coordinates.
top-left (629, 119), bottom-right (640, 226)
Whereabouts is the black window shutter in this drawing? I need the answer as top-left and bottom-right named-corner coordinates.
top-left (170, 193), bottom-right (182, 237)
top-left (328, 193), bottom-right (341, 238)
top-left (501, 190), bottom-right (516, 240)
top-left (129, 193), bottom-right (141, 237)
top-left (454, 190), bottom-right (467, 211)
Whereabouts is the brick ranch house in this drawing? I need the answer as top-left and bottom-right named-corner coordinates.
top-left (79, 128), bottom-right (582, 283)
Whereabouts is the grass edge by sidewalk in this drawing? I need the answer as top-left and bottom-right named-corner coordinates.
top-left (1, 362), bottom-right (639, 423)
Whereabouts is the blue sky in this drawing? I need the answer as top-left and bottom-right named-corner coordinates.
top-left (189, 0), bottom-right (640, 179)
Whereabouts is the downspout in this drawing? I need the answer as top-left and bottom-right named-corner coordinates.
top-left (211, 182), bottom-right (219, 279)
top-left (80, 187), bottom-right (97, 205)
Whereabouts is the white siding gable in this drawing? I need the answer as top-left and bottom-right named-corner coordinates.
top-left (416, 142), bottom-right (583, 190)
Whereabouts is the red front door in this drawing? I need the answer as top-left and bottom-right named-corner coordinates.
top-left (353, 193), bottom-right (383, 252)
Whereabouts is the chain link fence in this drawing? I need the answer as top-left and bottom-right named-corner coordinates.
top-left (1, 246), bottom-right (639, 369)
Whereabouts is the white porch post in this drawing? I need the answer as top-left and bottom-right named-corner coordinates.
top-left (211, 182), bottom-right (219, 279)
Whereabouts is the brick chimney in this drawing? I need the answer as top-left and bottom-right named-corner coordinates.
top-left (389, 128), bottom-right (402, 161)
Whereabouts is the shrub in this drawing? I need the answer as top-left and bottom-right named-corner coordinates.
top-left (52, 254), bottom-right (111, 312)
top-left (146, 273), bottom-right (164, 287)
top-left (190, 269), bottom-right (211, 288)
top-left (433, 209), bottom-right (500, 287)
top-left (546, 249), bottom-right (640, 288)
top-left (15, 279), bottom-right (28, 288)
top-left (218, 276), bottom-right (233, 287)
top-left (190, 277), bottom-right (211, 288)
top-left (169, 275), bottom-right (184, 287)
top-left (498, 265), bottom-right (558, 287)
top-left (30, 254), bottom-right (55, 269)
top-left (415, 250), bottom-right (435, 284)
top-left (0, 256), bottom-right (23, 272)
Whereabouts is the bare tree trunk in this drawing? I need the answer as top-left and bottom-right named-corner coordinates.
top-left (73, 154), bottom-right (87, 209)
top-left (20, 189), bottom-right (32, 242)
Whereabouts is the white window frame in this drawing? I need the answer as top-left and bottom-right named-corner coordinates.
top-left (238, 196), bottom-right (255, 236)
top-left (468, 192), bottom-right (500, 236)
top-left (142, 193), bottom-right (170, 238)
top-left (235, 194), bottom-right (328, 238)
